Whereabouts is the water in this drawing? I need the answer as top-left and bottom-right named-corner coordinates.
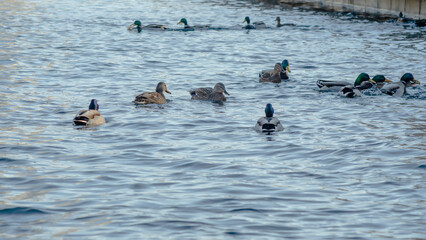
top-left (1, 0), bottom-right (425, 239)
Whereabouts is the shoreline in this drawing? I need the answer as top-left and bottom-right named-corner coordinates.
top-left (263, 0), bottom-right (425, 26)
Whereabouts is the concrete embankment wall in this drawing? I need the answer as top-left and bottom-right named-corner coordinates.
top-left (278, 0), bottom-right (425, 20)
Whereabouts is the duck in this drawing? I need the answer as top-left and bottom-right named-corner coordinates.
top-left (242, 16), bottom-right (266, 29)
top-left (190, 82), bottom-right (229, 102)
top-left (254, 103), bottom-right (284, 133)
top-left (259, 63), bottom-right (282, 83)
top-left (73, 99), bottom-right (106, 126)
top-left (260, 59), bottom-right (291, 81)
top-left (338, 75), bottom-right (391, 98)
top-left (275, 17), bottom-right (296, 27)
top-left (134, 82), bottom-right (171, 104)
top-left (128, 20), bottom-right (166, 32)
top-left (381, 73), bottom-right (420, 97)
top-left (316, 73), bottom-right (375, 91)
top-left (177, 18), bottom-right (210, 30)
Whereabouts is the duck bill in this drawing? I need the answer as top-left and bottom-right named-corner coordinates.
top-left (286, 66), bottom-right (291, 73)
top-left (243, 19), bottom-right (247, 23)
top-left (177, 21), bottom-right (182, 25)
top-left (128, 23), bottom-right (136, 29)
top-left (368, 79), bottom-right (376, 84)
top-left (165, 90), bottom-right (171, 94)
top-left (410, 79), bottom-right (420, 86)
top-left (384, 79), bottom-right (391, 82)
top-left (224, 90), bottom-right (230, 95)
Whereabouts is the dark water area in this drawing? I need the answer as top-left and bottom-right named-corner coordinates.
top-left (1, 0), bottom-right (425, 239)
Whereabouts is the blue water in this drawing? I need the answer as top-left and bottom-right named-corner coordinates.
top-left (1, 0), bottom-right (425, 239)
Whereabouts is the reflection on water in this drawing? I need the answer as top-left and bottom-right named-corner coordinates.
top-left (0, 0), bottom-right (425, 239)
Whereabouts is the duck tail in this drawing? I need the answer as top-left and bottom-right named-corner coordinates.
top-left (73, 116), bottom-right (89, 126)
top-left (316, 80), bottom-right (326, 89)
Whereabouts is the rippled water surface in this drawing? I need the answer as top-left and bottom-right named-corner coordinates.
top-left (1, 0), bottom-right (425, 239)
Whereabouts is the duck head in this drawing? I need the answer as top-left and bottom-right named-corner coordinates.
top-left (265, 103), bottom-right (274, 118)
top-left (243, 16), bottom-right (251, 24)
top-left (213, 83), bottom-right (230, 95)
top-left (177, 18), bottom-right (188, 26)
top-left (276, 17), bottom-right (281, 23)
top-left (89, 99), bottom-right (99, 110)
top-left (273, 63), bottom-right (282, 74)
top-left (281, 59), bottom-right (291, 72)
top-left (354, 73), bottom-right (375, 86)
top-left (156, 82), bottom-right (171, 94)
top-left (400, 73), bottom-right (420, 86)
top-left (372, 75), bottom-right (391, 83)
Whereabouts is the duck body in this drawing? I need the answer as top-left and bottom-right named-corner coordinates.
top-left (259, 63), bottom-right (282, 83)
top-left (243, 16), bottom-right (266, 29)
top-left (190, 83), bottom-right (229, 102)
top-left (177, 18), bottom-right (210, 31)
top-left (73, 99), bottom-right (105, 126)
top-left (275, 17), bottom-right (296, 27)
top-left (128, 20), bottom-right (166, 32)
top-left (317, 73), bottom-right (374, 91)
top-left (260, 60), bottom-right (291, 81)
top-left (381, 73), bottom-right (419, 97)
top-left (254, 104), bottom-right (284, 133)
top-left (134, 82), bottom-right (171, 104)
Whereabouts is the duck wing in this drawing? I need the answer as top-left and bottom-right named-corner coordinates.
top-left (190, 87), bottom-right (213, 100)
top-left (134, 92), bottom-right (166, 104)
top-left (316, 80), bottom-right (352, 90)
top-left (381, 82), bottom-right (405, 97)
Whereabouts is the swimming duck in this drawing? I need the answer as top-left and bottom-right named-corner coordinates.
top-left (338, 75), bottom-right (391, 98)
top-left (128, 20), bottom-right (166, 32)
top-left (275, 17), bottom-right (296, 27)
top-left (259, 63), bottom-right (282, 83)
top-left (254, 103), bottom-right (284, 133)
top-left (316, 73), bottom-right (375, 91)
top-left (190, 83), bottom-right (229, 102)
top-left (260, 59), bottom-right (291, 80)
top-left (177, 18), bottom-right (210, 30)
top-left (381, 73), bottom-right (420, 97)
top-left (73, 99), bottom-right (106, 126)
top-left (134, 82), bottom-right (171, 104)
top-left (242, 16), bottom-right (266, 29)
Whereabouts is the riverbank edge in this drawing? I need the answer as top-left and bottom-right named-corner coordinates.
top-left (265, 0), bottom-right (425, 25)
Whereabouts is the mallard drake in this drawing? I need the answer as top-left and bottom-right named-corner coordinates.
top-left (134, 82), bottom-right (171, 104)
top-left (275, 17), bottom-right (296, 27)
top-left (381, 73), bottom-right (420, 97)
top-left (190, 82), bottom-right (229, 101)
top-left (242, 16), bottom-right (266, 29)
top-left (73, 99), bottom-right (106, 126)
top-left (254, 103), bottom-right (284, 132)
top-left (128, 20), bottom-right (166, 32)
top-left (259, 63), bottom-right (282, 83)
top-left (260, 59), bottom-right (291, 80)
top-left (316, 73), bottom-right (375, 91)
top-left (338, 75), bottom-right (391, 98)
top-left (177, 18), bottom-right (210, 30)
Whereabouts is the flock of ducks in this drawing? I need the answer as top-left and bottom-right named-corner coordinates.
top-left (127, 16), bottom-right (293, 32)
top-left (73, 16), bottom-right (421, 133)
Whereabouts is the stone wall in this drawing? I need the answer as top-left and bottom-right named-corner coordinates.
top-left (277, 0), bottom-right (425, 20)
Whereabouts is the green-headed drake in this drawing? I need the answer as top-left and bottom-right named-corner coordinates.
top-left (134, 82), bottom-right (171, 104)
top-left (128, 20), bottom-right (165, 32)
top-left (381, 73), bottom-right (420, 97)
top-left (177, 18), bottom-right (210, 30)
top-left (254, 103), bottom-right (284, 133)
top-left (243, 16), bottom-right (266, 29)
top-left (317, 73), bottom-right (375, 91)
top-left (73, 99), bottom-right (106, 126)
top-left (338, 74), bottom-right (391, 98)
top-left (260, 59), bottom-right (291, 81)
top-left (190, 82), bottom-right (229, 102)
